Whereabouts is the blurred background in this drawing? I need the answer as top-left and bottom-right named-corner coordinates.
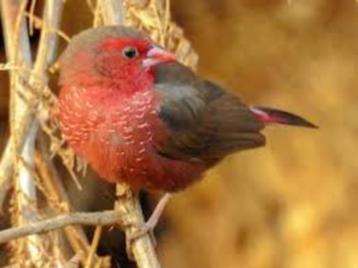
top-left (1, 0), bottom-right (358, 267)
top-left (162, 1), bottom-right (358, 268)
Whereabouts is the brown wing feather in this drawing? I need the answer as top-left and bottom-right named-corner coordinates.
top-left (153, 62), bottom-right (265, 162)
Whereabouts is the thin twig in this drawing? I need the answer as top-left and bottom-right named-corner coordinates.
top-left (116, 186), bottom-right (162, 268)
top-left (36, 140), bottom-right (94, 266)
top-left (28, 0), bottom-right (37, 35)
top-left (0, 144), bottom-right (14, 213)
top-left (0, 210), bottom-right (129, 244)
top-left (1, 0), bottom-right (44, 262)
top-left (85, 226), bottom-right (102, 268)
top-left (0, 0), bottom-right (63, 212)
top-left (101, 0), bottom-right (125, 25)
top-left (26, 0), bottom-right (65, 262)
top-left (65, 251), bottom-right (84, 268)
top-left (24, 12), bottom-right (71, 42)
top-left (1, 0), bottom-right (65, 265)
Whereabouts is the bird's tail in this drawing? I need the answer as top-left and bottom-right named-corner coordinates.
top-left (250, 106), bottom-right (318, 128)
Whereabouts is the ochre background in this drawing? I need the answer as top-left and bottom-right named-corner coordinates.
top-left (158, 1), bottom-right (358, 268)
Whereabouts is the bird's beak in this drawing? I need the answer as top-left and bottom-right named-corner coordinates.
top-left (143, 45), bottom-right (176, 69)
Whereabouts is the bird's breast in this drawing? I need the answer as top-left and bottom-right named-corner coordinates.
top-left (58, 86), bottom-right (205, 191)
top-left (59, 86), bottom-right (162, 183)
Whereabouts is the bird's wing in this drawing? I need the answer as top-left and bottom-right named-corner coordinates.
top-left (153, 63), bottom-right (265, 162)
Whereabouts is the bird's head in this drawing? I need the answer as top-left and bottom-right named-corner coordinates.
top-left (59, 26), bottom-right (176, 93)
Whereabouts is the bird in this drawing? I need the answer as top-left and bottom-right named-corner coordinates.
top-left (56, 25), bottom-right (316, 239)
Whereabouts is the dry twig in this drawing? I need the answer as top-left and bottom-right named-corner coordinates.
top-left (35, 141), bottom-right (96, 266)
top-left (1, 0), bottom-right (44, 263)
top-left (85, 226), bottom-right (103, 268)
top-left (0, 210), bottom-right (129, 244)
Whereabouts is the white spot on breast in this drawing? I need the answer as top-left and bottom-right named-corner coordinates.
top-left (138, 148), bottom-right (146, 154)
top-left (138, 122), bottom-right (149, 129)
top-left (123, 126), bottom-right (133, 134)
top-left (135, 157), bottom-right (143, 162)
top-left (135, 113), bottom-right (146, 120)
top-left (123, 106), bottom-right (131, 112)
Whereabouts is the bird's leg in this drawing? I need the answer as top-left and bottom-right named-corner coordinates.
top-left (127, 193), bottom-right (172, 246)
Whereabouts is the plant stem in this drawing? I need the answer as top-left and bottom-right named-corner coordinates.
top-left (0, 210), bottom-right (129, 244)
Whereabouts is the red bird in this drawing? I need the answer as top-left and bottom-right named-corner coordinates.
top-left (57, 26), bottom-right (316, 234)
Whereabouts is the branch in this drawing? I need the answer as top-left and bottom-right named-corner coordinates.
top-left (115, 186), bottom-right (162, 268)
top-left (1, 0), bottom-right (44, 261)
top-left (36, 138), bottom-right (95, 266)
top-left (99, 2), bottom-right (162, 268)
top-left (0, 0), bottom-right (63, 212)
top-left (0, 144), bottom-right (14, 213)
top-left (0, 0), bottom-right (32, 210)
top-left (84, 226), bottom-right (102, 268)
top-left (0, 210), bottom-right (129, 244)
top-left (1, 0), bottom-right (64, 264)
top-left (101, 0), bottom-right (125, 25)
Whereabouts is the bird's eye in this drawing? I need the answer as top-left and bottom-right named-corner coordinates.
top-left (122, 46), bottom-right (139, 60)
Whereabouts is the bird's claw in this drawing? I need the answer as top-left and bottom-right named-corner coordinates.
top-left (125, 221), bottom-right (157, 260)
top-left (125, 193), bottom-right (172, 259)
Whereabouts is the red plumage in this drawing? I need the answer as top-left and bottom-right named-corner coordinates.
top-left (57, 26), bottom-right (316, 192)
top-left (58, 83), bottom-right (204, 191)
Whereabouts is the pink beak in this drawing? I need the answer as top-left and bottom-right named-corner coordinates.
top-left (143, 45), bottom-right (176, 69)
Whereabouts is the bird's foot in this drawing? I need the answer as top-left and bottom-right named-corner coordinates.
top-left (125, 193), bottom-right (172, 258)
top-left (126, 218), bottom-right (157, 257)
